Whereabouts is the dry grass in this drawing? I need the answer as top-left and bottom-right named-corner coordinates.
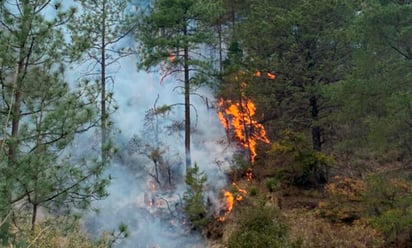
top-left (284, 209), bottom-right (384, 248)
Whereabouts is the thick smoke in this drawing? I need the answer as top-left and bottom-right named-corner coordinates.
top-left (40, 1), bottom-right (232, 246)
top-left (82, 50), bottom-right (233, 247)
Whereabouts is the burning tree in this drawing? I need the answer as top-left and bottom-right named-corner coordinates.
top-left (217, 77), bottom-right (270, 163)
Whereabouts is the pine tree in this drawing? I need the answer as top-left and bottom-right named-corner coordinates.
top-left (136, 0), bottom-right (221, 172)
top-left (220, 0), bottom-right (356, 184)
top-left (0, 1), bottom-right (109, 242)
top-left (69, 0), bottom-right (135, 165)
top-left (330, 0), bottom-right (412, 162)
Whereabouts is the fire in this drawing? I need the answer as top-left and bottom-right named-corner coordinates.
top-left (246, 169), bottom-right (253, 182)
top-left (218, 97), bottom-right (270, 162)
top-left (266, 72), bottom-right (276, 80)
top-left (223, 190), bottom-right (234, 212)
top-left (254, 70), bottom-right (276, 80)
top-left (219, 183), bottom-right (248, 221)
top-left (168, 53), bottom-right (176, 62)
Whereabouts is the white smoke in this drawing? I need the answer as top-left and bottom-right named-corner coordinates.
top-left (81, 46), bottom-right (234, 247)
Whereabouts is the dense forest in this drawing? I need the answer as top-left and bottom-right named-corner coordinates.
top-left (0, 0), bottom-right (411, 247)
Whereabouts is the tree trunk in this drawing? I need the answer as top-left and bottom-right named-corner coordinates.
top-left (184, 24), bottom-right (191, 172)
top-left (31, 203), bottom-right (37, 232)
top-left (218, 23), bottom-right (223, 74)
top-left (8, 60), bottom-right (25, 166)
top-left (310, 96), bottom-right (321, 151)
top-left (310, 96), bottom-right (328, 184)
top-left (101, 0), bottom-right (108, 165)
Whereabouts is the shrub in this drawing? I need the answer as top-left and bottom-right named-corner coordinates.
top-left (249, 187), bottom-right (258, 196)
top-left (269, 130), bottom-right (334, 187)
top-left (363, 175), bottom-right (412, 245)
top-left (227, 206), bottom-right (299, 248)
top-left (264, 177), bottom-right (280, 192)
top-left (183, 163), bottom-right (210, 231)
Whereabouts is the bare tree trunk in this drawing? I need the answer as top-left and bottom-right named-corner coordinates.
top-left (101, 0), bottom-right (108, 165)
top-left (183, 24), bottom-right (191, 172)
top-left (217, 23), bottom-right (223, 74)
top-left (31, 203), bottom-right (37, 232)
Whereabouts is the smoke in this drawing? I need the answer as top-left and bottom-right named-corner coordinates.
top-left (81, 48), bottom-right (234, 247)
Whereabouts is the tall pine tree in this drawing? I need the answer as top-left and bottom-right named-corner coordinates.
top-left (136, 0), bottom-right (221, 172)
top-left (0, 1), bottom-right (109, 242)
top-left (70, 0), bottom-right (135, 165)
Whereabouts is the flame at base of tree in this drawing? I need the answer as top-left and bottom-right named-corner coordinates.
top-left (218, 98), bottom-right (270, 162)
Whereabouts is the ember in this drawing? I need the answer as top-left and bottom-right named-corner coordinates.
top-left (246, 169), bottom-right (253, 182)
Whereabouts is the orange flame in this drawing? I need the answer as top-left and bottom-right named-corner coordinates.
top-left (168, 53), bottom-right (176, 62)
top-left (223, 190), bottom-right (234, 212)
top-left (266, 72), bottom-right (276, 80)
top-left (218, 98), bottom-right (270, 162)
top-left (219, 183), bottom-right (248, 221)
top-left (253, 70), bottom-right (276, 80)
top-left (232, 182), bottom-right (247, 195)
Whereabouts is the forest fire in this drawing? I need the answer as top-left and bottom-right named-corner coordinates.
top-left (217, 98), bottom-right (270, 162)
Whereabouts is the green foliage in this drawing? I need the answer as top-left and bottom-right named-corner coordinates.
top-left (227, 206), bottom-right (299, 248)
top-left (326, 0), bottom-right (412, 162)
top-left (223, 0), bottom-right (356, 155)
top-left (363, 175), bottom-right (412, 244)
top-left (269, 130), bottom-right (334, 186)
top-left (264, 177), bottom-right (280, 192)
top-left (0, 1), bottom-right (110, 242)
top-left (183, 163), bottom-right (210, 230)
top-left (136, 0), bottom-right (221, 74)
top-left (249, 187), bottom-right (258, 197)
top-left (323, 174), bottom-right (412, 244)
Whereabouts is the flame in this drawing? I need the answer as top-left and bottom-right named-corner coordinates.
top-left (253, 70), bottom-right (276, 80)
top-left (219, 183), bottom-right (248, 221)
top-left (266, 72), bottom-right (276, 80)
top-left (223, 190), bottom-right (234, 212)
top-left (168, 53), bottom-right (176, 62)
top-left (218, 97), bottom-right (270, 162)
top-left (232, 182), bottom-right (247, 195)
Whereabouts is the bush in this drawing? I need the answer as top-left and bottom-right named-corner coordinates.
top-left (264, 177), bottom-right (280, 192)
top-left (183, 163), bottom-right (210, 231)
top-left (249, 187), bottom-right (258, 196)
top-left (269, 130), bottom-right (333, 187)
top-left (227, 206), bottom-right (299, 248)
top-left (363, 175), bottom-right (412, 245)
